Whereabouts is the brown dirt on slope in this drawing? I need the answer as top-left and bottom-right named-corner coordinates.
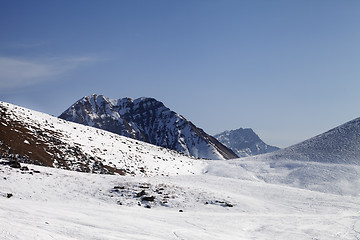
top-left (0, 104), bottom-right (125, 175)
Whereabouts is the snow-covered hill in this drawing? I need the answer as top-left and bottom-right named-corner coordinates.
top-left (0, 101), bottom-right (205, 176)
top-left (261, 117), bottom-right (360, 165)
top-left (205, 117), bottom-right (360, 195)
top-left (214, 128), bottom-right (279, 157)
top-left (59, 94), bottom-right (237, 160)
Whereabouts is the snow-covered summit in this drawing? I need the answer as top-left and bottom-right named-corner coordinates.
top-left (214, 128), bottom-right (279, 157)
top-left (59, 94), bottom-right (238, 160)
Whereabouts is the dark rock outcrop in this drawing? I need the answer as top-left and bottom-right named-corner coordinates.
top-left (59, 94), bottom-right (237, 160)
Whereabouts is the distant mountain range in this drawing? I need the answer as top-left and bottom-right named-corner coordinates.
top-left (59, 94), bottom-right (237, 160)
top-left (214, 128), bottom-right (279, 157)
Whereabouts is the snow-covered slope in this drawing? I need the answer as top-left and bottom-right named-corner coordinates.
top-left (214, 128), bottom-right (279, 157)
top-left (205, 117), bottom-right (360, 195)
top-left (261, 117), bottom-right (360, 165)
top-left (0, 101), bottom-right (205, 176)
top-left (59, 94), bottom-right (238, 160)
top-left (1, 161), bottom-right (359, 240)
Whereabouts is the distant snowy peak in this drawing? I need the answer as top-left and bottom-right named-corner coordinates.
top-left (59, 94), bottom-right (238, 160)
top-left (214, 128), bottom-right (279, 157)
top-left (264, 117), bottom-right (360, 165)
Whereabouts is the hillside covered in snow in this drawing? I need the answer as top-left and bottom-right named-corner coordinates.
top-left (0, 101), bottom-right (205, 176)
top-left (1, 100), bottom-right (360, 239)
top-left (207, 117), bottom-right (360, 195)
top-left (261, 117), bottom-right (360, 165)
top-left (59, 94), bottom-right (238, 160)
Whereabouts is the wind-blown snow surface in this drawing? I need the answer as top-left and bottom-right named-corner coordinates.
top-left (1, 162), bottom-right (360, 240)
top-left (206, 116), bottom-right (360, 196)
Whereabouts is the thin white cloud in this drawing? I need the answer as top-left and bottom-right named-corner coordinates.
top-left (5, 41), bottom-right (48, 49)
top-left (0, 56), bottom-right (99, 89)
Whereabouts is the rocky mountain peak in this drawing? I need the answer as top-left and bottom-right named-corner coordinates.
top-left (214, 128), bottom-right (279, 157)
top-left (59, 95), bottom-right (237, 160)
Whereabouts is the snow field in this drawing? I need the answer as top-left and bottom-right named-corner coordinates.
top-left (205, 158), bottom-right (360, 196)
top-left (1, 163), bottom-right (360, 240)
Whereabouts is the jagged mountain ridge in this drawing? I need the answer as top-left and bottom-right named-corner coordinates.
top-left (59, 94), bottom-right (238, 160)
top-left (214, 128), bottom-right (279, 157)
top-left (259, 117), bottom-right (360, 165)
top-left (0, 101), bottom-right (205, 176)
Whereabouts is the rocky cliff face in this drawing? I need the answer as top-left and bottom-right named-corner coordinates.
top-left (214, 128), bottom-right (279, 157)
top-left (59, 94), bottom-right (237, 160)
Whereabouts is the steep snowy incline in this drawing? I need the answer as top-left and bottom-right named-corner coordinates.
top-left (214, 128), bottom-right (279, 157)
top-left (260, 117), bottom-right (360, 165)
top-left (0, 101), bottom-right (205, 176)
top-left (59, 94), bottom-right (238, 160)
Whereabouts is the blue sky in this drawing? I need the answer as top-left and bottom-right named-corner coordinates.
top-left (1, 0), bottom-right (359, 148)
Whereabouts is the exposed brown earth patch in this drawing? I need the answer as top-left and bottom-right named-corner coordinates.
top-left (0, 104), bottom-right (125, 175)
